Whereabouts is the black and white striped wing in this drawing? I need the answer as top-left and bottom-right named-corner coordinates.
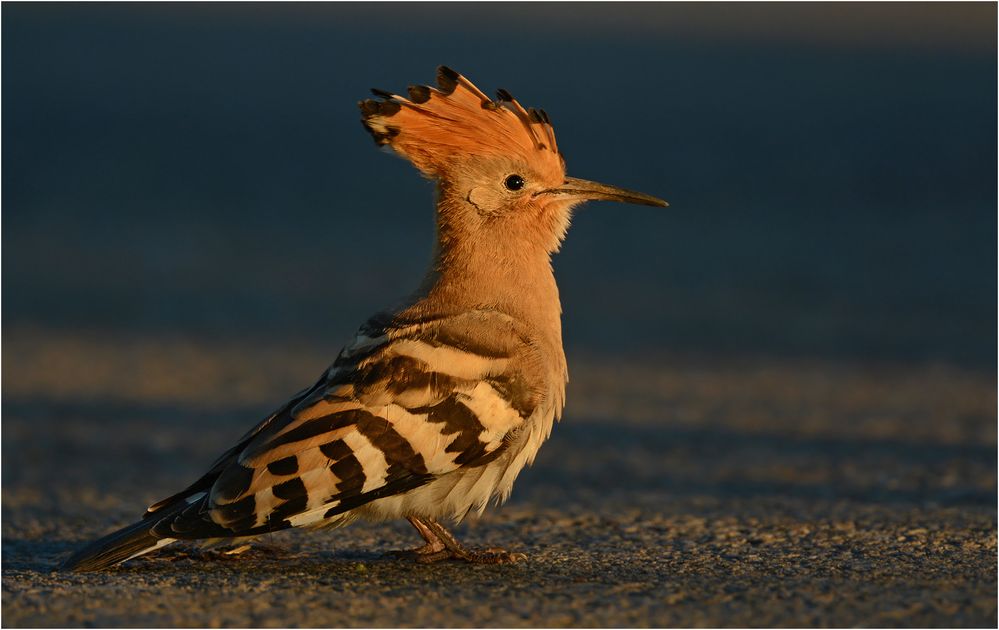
top-left (145, 310), bottom-right (544, 538)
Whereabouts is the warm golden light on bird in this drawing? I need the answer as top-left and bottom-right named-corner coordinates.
top-left (61, 66), bottom-right (668, 571)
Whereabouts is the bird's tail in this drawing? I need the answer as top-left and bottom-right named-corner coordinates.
top-left (60, 516), bottom-right (176, 572)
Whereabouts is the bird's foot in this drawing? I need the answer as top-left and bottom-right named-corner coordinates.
top-left (400, 515), bottom-right (526, 564)
top-left (385, 540), bottom-right (446, 561)
top-left (416, 545), bottom-right (526, 565)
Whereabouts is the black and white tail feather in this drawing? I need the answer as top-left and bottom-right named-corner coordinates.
top-left (61, 501), bottom-right (192, 572)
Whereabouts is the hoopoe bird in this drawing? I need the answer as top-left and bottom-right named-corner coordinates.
top-left (61, 66), bottom-right (667, 571)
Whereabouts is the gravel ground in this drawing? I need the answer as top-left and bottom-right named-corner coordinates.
top-left (2, 329), bottom-right (996, 627)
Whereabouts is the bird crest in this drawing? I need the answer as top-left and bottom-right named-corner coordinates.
top-left (360, 66), bottom-right (564, 179)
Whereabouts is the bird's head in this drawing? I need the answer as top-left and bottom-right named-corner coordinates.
top-left (360, 66), bottom-right (667, 255)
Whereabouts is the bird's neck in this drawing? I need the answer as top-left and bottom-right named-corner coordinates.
top-left (422, 236), bottom-right (562, 332)
top-left (404, 206), bottom-right (564, 344)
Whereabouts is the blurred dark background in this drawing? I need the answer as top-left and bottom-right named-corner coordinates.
top-left (3, 2), bottom-right (996, 369)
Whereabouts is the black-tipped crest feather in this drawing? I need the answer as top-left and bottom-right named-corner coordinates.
top-left (408, 85), bottom-right (431, 103)
top-left (436, 65), bottom-right (459, 94)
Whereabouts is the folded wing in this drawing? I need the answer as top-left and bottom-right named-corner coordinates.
top-left (144, 309), bottom-right (544, 538)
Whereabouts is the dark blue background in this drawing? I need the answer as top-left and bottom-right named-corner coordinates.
top-left (4, 3), bottom-right (996, 367)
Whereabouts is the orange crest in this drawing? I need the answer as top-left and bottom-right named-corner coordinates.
top-left (360, 66), bottom-right (564, 179)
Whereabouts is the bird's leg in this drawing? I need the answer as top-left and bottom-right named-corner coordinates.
top-left (387, 516), bottom-right (447, 559)
top-left (408, 516), bottom-right (448, 555)
top-left (412, 517), bottom-right (526, 565)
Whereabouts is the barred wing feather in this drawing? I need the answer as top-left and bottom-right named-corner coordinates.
top-left (144, 310), bottom-right (542, 538)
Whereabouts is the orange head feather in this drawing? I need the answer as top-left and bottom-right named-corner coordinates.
top-left (359, 66), bottom-right (564, 183)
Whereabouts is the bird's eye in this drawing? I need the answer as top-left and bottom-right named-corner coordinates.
top-left (504, 174), bottom-right (525, 191)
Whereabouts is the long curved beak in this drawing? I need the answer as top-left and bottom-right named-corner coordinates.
top-left (538, 176), bottom-right (668, 207)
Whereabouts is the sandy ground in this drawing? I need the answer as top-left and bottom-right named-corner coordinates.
top-left (2, 329), bottom-right (996, 627)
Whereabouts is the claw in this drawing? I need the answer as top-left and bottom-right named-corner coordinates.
top-left (459, 548), bottom-right (526, 564)
top-left (406, 545), bottom-right (526, 565)
top-left (385, 541), bottom-right (445, 561)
